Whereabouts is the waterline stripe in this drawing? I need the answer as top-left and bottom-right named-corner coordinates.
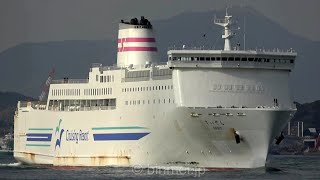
top-left (28, 128), bottom-right (53, 131)
top-left (92, 126), bottom-right (147, 130)
top-left (26, 144), bottom-right (50, 147)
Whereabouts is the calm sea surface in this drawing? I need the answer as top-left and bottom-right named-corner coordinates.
top-left (1, 153), bottom-right (319, 179)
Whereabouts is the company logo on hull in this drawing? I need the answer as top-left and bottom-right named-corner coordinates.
top-left (55, 119), bottom-right (64, 150)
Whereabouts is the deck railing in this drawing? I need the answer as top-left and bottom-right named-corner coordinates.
top-left (51, 79), bottom-right (88, 84)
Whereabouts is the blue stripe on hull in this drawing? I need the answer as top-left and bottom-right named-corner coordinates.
top-left (93, 133), bottom-right (149, 141)
top-left (26, 133), bottom-right (52, 142)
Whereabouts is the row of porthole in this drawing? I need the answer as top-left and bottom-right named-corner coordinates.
top-left (122, 85), bottom-right (173, 93)
top-left (52, 89), bottom-right (80, 97)
top-left (84, 88), bottom-right (112, 96)
top-left (125, 98), bottom-right (175, 105)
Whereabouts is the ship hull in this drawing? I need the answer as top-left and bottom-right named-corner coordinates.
top-left (14, 106), bottom-right (294, 168)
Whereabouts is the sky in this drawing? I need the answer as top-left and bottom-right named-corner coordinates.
top-left (0, 0), bottom-right (319, 53)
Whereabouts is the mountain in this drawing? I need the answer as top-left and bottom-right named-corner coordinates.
top-left (0, 7), bottom-right (319, 102)
top-left (292, 100), bottom-right (320, 129)
top-left (0, 92), bottom-right (35, 136)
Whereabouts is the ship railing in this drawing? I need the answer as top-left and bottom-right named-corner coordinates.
top-left (153, 62), bottom-right (168, 66)
top-left (51, 79), bottom-right (88, 84)
top-left (47, 105), bottom-right (116, 111)
top-left (101, 65), bottom-right (123, 71)
top-left (19, 101), bottom-right (47, 110)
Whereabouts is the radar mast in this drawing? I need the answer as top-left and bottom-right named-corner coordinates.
top-left (214, 8), bottom-right (234, 51)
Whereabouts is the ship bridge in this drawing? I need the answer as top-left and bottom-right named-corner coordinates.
top-left (166, 9), bottom-right (297, 109)
top-left (167, 48), bottom-right (297, 71)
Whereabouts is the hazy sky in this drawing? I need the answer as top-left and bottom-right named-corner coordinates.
top-left (0, 0), bottom-right (319, 52)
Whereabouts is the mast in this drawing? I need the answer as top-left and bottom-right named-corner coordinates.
top-left (214, 8), bottom-right (234, 51)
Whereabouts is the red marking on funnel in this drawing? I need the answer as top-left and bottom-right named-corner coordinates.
top-left (118, 38), bottom-right (156, 43)
top-left (118, 47), bottom-right (157, 52)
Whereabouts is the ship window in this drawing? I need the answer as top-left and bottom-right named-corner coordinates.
top-left (248, 58), bottom-right (254, 61)
top-left (125, 101), bottom-right (128, 105)
top-left (158, 86), bottom-right (161, 90)
top-left (155, 86), bottom-right (157, 90)
top-left (173, 57), bottom-right (177, 61)
top-left (290, 59), bottom-right (294, 63)
top-left (143, 100), bottom-right (145, 104)
top-left (153, 99), bottom-right (155, 104)
top-left (112, 75), bottom-right (114, 82)
top-left (171, 85), bottom-right (173, 89)
top-left (169, 57), bottom-right (172, 60)
top-left (241, 57), bottom-right (247, 61)
top-left (200, 57), bottom-right (205, 61)
top-left (191, 57), bottom-right (194, 61)
top-left (258, 58), bottom-right (262, 62)
top-left (205, 57), bottom-right (210, 61)
top-left (211, 57), bottom-right (215, 61)
top-left (162, 86), bottom-right (164, 90)
top-left (254, 58), bottom-right (258, 62)
top-left (138, 100), bottom-right (140, 105)
top-left (222, 57), bottom-right (227, 61)
top-left (148, 100), bottom-right (150, 104)
top-left (228, 57), bottom-right (234, 61)
top-left (235, 57), bottom-right (240, 61)
top-left (216, 57), bottom-right (221, 61)
top-left (163, 99), bottom-right (165, 103)
top-left (169, 99), bottom-right (171, 103)
top-left (158, 99), bottom-right (160, 104)
top-left (96, 75), bottom-right (98, 82)
top-left (164, 86), bottom-right (167, 90)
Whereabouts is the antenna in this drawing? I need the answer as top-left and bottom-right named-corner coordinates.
top-left (214, 8), bottom-right (234, 51)
top-left (243, 16), bottom-right (246, 50)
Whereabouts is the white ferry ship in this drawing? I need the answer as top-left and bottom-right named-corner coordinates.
top-left (14, 11), bottom-right (297, 169)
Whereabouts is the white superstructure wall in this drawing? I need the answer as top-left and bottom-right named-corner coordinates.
top-left (172, 68), bottom-right (292, 108)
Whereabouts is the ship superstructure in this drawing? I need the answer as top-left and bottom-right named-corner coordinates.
top-left (14, 11), bottom-right (297, 169)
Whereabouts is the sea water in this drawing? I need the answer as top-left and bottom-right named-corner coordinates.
top-left (1, 153), bottom-right (319, 179)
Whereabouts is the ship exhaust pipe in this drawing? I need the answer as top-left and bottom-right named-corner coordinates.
top-left (275, 132), bottom-right (284, 145)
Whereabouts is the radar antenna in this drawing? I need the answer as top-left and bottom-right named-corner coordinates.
top-left (214, 8), bottom-right (234, 51)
